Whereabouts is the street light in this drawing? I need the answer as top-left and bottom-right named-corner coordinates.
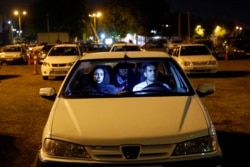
top-left (14, 10), bottom-right (27, 39)
top-left (89, 12), bottom-right (102, 42)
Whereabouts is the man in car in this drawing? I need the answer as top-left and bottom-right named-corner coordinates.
top-left (132, 62), bottom-right (170, 91)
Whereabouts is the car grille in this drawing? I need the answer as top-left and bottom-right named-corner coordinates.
top-left (192, 61), bottom-right (208, 65)
top-left (52, 63), bottom-right (67, 67)
top-left (86, 144), bottom-right (173, 161)
top-left (50, 71), bottom-right (68, 74)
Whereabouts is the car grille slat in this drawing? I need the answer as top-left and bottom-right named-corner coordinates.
top-left (52, 63), bottom-right (67, 67)
top-left (86, 144), bottom-right (172, 161)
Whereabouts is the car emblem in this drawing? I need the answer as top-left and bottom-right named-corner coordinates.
top-left (121, 145), bottom-right (140, 159)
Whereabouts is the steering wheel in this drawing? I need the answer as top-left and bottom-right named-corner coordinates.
top-left (142, 83), bottom-right (169, 91)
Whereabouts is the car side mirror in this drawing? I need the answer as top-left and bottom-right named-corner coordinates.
top-left (39, 87), bottom-right (57, 101)
top-left (196, 84), bottom-right (215, 97)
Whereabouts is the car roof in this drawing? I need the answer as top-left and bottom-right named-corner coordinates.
top-left (80, 51), bottom-right (170, 60)
top-left (178, 43), bottom-right (206, 47)
top-left (53, 44), bottom-right (80, 47)
top-left (111, 43), bottom-right (139, 46)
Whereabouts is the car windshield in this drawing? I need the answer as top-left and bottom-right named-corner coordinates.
top-left (48, 46), bottom-right (79, 56)
top-left (61, 58), bottom-right (194, 98)
top-left (111, 45), bottom-right (141, 51)
top-left (180, 46), bottom-right (211, 55)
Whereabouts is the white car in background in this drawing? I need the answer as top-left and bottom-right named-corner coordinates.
top-left (0, 44), bottom-right (28, 64)
top-left (41, 43), bottom-right (83, 80)
top-left (35, 51), bottom-right (222, 167)
top-left (171, 43), bottom-right (218, 74)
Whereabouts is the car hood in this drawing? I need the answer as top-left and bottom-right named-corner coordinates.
top-left (49, 96), bottom-right (210, 145)
top-left (44, 56), bottom-right (79, 63)
top-left (178, 55), bottom-right (216, 62)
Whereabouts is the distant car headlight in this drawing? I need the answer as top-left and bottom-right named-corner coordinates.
top-left (208, 60), bottom-right (217, 65)
top-left (44, 138), bottom-right (91, 158)
top-left (172, 135), bottom-right (218, 156)
top-left (42, 62), bottom-right (50, 67)
top-left (67, 62), bottom-right (75, 66)
top-left (233, 49), bottom-right (244, 53)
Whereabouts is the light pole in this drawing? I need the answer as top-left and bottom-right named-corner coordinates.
top-left (89, 12), bottom-right (102, 42)
top-left (14, 10), bottom-right (27, 39)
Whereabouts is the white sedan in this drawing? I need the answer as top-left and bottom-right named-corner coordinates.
top-left (171, 43), bottom-right (218, 74)
top-left (35, 51), bottom-right (222, 167)
top-left (40, 43), bottom-right (83, 80)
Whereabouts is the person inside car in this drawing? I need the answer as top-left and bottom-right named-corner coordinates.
top-left (112, 63), bottom-right (136, 92)
top-left (132, 62), bottom-right (170, 91)
top-left (87, 66), bottom-right (117, 95)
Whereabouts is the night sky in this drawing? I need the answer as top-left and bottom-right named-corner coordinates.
top-left (166, 0), bottom-right (250, 26)
top-left (85, 0), bottom-right (250, 26)
top-left (1, 0), bottom-right (250, 26)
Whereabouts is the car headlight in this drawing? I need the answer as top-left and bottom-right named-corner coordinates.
top-left (43, 138), bottom-right (91, 158)
top-left (67, 62), bottom-right (75, 66)
top-left (42, 62), bottom-right (50, 67)
top-left (208, 61), bottom-right (217, 65)
top-left (172, 135), bottom-right (219, 156)
top-left (183, 61), bottom-right (192, 66)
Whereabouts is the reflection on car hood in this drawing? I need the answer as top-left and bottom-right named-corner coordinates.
top-left (50, 96), bottom-right (209, 145)
top-left (179, 55), bottom-right (216, 62)
top-left (44, 56), bottom-right (79, 63)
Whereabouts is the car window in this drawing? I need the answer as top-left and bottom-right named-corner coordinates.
top-left (180, 46), bottom-right (211, 55)
top-left (62, 58), bottom-right (193, 97)
top-left (49, 46), bottom-right (79, 56)
top-left (111, 45), bottom-right (141, 52)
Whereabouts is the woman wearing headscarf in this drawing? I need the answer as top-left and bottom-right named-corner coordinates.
top-left (88, 66), bottom-right (117, 95)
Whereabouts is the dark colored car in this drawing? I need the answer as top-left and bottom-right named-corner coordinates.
top-left (224, 39), bottom-right (250, 59)
top-left (82, 43), bottom-right (110, 53)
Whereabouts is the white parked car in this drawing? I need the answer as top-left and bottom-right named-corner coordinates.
top-left (0, 44), bottom-right (28, 64)
top-left (109, 43), bottom-right (144, 52)
top-left (41, 44), bottom-right (83, 80)
top-left (171, 43), bottom-right (218, 74)
top-left (35, 51), bottom-right (222, 167)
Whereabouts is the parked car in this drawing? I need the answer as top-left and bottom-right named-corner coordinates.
top-left (82, 42), bottom-right (110, 53)
top-left (0, 44), bottom-right (29, 64)
top-left (171, 43), bottom-right (218, 74)
top-left (223, 38), bottom-right (250, 59)
top-left (109, 43), bottom-right (144, 52)
top-left (35, 51), bottom-right (222, 167)
top-left (41, 43), bottom-right (83, 80)
top-left (37, 43), bottom-right (56, 63)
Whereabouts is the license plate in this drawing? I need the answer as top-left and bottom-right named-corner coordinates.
top-left (6, 58), bottom-right (14, 61)
top-left (52, 68), bottom-right (67, 71)
top-left (194, 67), bottom-right (206, 70)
